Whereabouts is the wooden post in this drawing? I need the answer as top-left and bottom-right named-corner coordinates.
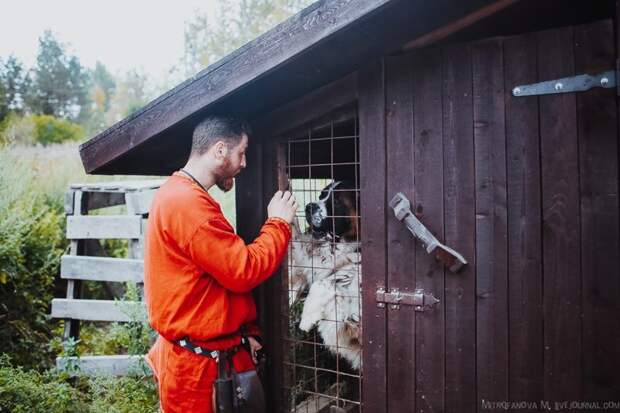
top-left (63, 190), bottom-right (85, 341)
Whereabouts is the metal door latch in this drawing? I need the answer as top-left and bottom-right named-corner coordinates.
top-left (376, 287), bottom-right (440, 311)
top-left (389, 193), bottom-right (467, 272)
top-left (512, 70), bottom-right (616, 97)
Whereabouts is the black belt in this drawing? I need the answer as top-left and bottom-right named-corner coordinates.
top-left (176, 337), bottom-right (244, 361)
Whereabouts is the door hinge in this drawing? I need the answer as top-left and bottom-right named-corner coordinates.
top-left (512, 70), bottom-right (616, 97)
top-left (376, 287), bottom-right (440, 311)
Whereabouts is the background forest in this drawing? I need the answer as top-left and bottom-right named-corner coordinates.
top-left (0, 0), bottom-right (312, 411)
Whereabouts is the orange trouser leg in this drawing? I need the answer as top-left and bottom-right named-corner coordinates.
top-left (147, 337), bottom-right (257, 413)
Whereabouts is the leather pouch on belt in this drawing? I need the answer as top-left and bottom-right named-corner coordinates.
top-left (215, 352), bottom-right (265, 413)
top-left (231, 369), bottom-right (265, 413)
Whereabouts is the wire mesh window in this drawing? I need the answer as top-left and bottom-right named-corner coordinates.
top-left (280, 111), bottom-right (362, 413)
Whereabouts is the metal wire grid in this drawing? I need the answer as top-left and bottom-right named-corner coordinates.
top-left (281, 115), bottom-right (362, 413)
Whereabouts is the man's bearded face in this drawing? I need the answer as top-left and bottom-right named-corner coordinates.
top-left (214, 155), bottom-right (236, 192)
top-left (213, 134), bottom-right (247, 192)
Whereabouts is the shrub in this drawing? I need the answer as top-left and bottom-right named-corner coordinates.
top-left (0, 354), bottom-right (87, 413)
top-left (0, 354), bottom-right (158, 413)
top-left (0, 149), bottom-right (65, 369)
top-left (87, 375), bottom-right (158, 413)
top-left (31, 114), bottom-right (85, 145)
top-left (0, 112), bottom-right (36, 146)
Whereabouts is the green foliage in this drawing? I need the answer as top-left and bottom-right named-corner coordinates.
top-left (31, 114), bottom-right (85, 145)
top-left (103, 69), bottom-right (150, 126)
top-left (0, 354), bottom-right (87, 413)
top-left (86, 375), bottom-right (158, 413)
top-left (0, 113), bottom-right (85, 148)
top-left (0, 56), bottom-right (28, 122)
top-left (77, 284), bottom-right (155, 357)
top-left (0, 354), bottom-right (158, 413)
top-left (0, 149), bottom-right (65, 369)
top-left (91, 62), bottom-right (116, 113)
top-left (2, 143), bottom-right (87, 211)
top-left (0, 112), bottom-right (35, 146)
top-left (24, 30), bottom-right (91, 123)
top-left (86, 62), bottom-right (117, 136)
top-left (118, 283), bottom-right (155, 355)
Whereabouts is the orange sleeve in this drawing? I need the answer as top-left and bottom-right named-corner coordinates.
top-left (186, 216), bottom-right (292, 293)
top-left (245, 323), bottom-right (262, 338)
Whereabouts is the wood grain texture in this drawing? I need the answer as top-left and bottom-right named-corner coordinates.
top-left (442, 43), bottom-right (476, 413)
top-left (66, 216), bottom-right (142, 239)
top-left (60, 255), bottom-right (144, 283)
top-left (51, 299), bottom-right (143, 322)
top-left (253, 72), bottom-right (358, 138)
top-left (538, 26), bottom-right (582, 402)
top-left (411, 48), bottom-right (445, 413)
top-left (385, 53), bottom-right (416, 413)
top-left (575, 19), bottom-right (620, 400)
top-left (125, 189), bottom-right (158, 215)
top-left (56, 355), bottom-right (149, 377)
top-left (471, 38), bottom-right (509, 404)
top-left (64, 190), bottom-right (86, 341)
top-left (504, 32), bottom-right (544, 403)
top-left (358, 59), bottom-right (388, 413)
top-left (261, 139), bottom-right (286, 412)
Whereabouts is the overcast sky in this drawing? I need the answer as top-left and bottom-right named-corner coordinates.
top-left (0, 0), bottom-right (218, 81)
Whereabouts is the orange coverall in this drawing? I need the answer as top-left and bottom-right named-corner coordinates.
top-left (144, 172), bottom-right (291, 412)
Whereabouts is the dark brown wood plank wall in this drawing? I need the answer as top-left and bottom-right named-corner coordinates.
top-left (504, 33), bottom-right (544, 403)
top-left (258, 18), bottom-right (619, 412)
top-left (236, 140), bottom-right (266, 367)
top-left (575, 20), bottom-right (620, 400)
top-left (262, 140), bottom-right (287, 412)
top-left (442, 43), bottom-right (477, 413)
top-left (384, 54), bottom-right (416, 413)
top-left (471, 38), bottom-right (510, 405)
top-left (358, 60), bottom-right (388, 413)
top-left (538, 26), bottom-right (583, 402)
top-left (411, 48), bottom-right (445, 413)
top-left (236, 140), bottom-right (265, 283)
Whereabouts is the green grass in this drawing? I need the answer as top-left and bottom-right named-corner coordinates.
top-left (3, 142), bottom-right (236, 222)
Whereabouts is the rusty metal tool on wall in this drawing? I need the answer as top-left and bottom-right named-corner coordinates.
top-left (389, 192), bottom-right (467, 273)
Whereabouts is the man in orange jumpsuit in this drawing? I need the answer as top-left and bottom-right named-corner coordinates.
top-left (144, 116), bottom-right (297, 412)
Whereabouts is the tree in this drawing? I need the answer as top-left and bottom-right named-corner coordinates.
top-left (182, 0), bottom-right (314, 77)
top-left (91, 61), bottom-right (115, 113)
top-left (86, 61), bottom-right (116, 135)
top-left (104, 69), bottom-right (150, 126)
top-left (0, 56), bottom-right (28, 122)
top-left (24, 30), bottom-right (91, 123)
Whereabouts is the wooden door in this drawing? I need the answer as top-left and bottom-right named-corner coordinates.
top-left (359, 19), bottom-right (620, 413)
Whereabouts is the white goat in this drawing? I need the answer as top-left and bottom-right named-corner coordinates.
top-left (289, 221), bottom-right (363, 370)
top-left (298, 256), bottom-right (362, 370)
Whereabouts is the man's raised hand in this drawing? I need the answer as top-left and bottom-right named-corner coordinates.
top-left (267, 190), bottom-right (298, 224)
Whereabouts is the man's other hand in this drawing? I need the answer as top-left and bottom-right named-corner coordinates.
top-left (247, 336), bottom-right (263, 364)
top-left (267, 191), bottom-right (298, 224)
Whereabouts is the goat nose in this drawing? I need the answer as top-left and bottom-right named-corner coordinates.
top-left (305, 203), bottom-right (318, 225)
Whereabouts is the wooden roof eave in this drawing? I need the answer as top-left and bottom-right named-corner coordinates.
top-left (79, 0), bottom-right (504, 175)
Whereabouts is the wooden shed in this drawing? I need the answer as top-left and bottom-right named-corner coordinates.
top-left (80, 0), bottom-right (620, 411)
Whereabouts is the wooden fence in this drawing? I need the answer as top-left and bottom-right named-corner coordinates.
top-left (51, 180), bottom-right (162, 376)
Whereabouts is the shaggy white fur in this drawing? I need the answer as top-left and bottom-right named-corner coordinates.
top-left (289, 221), bottom-right (362, 370)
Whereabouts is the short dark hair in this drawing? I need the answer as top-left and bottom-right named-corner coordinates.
top-left (190, 116), bottom-right (251, 156)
